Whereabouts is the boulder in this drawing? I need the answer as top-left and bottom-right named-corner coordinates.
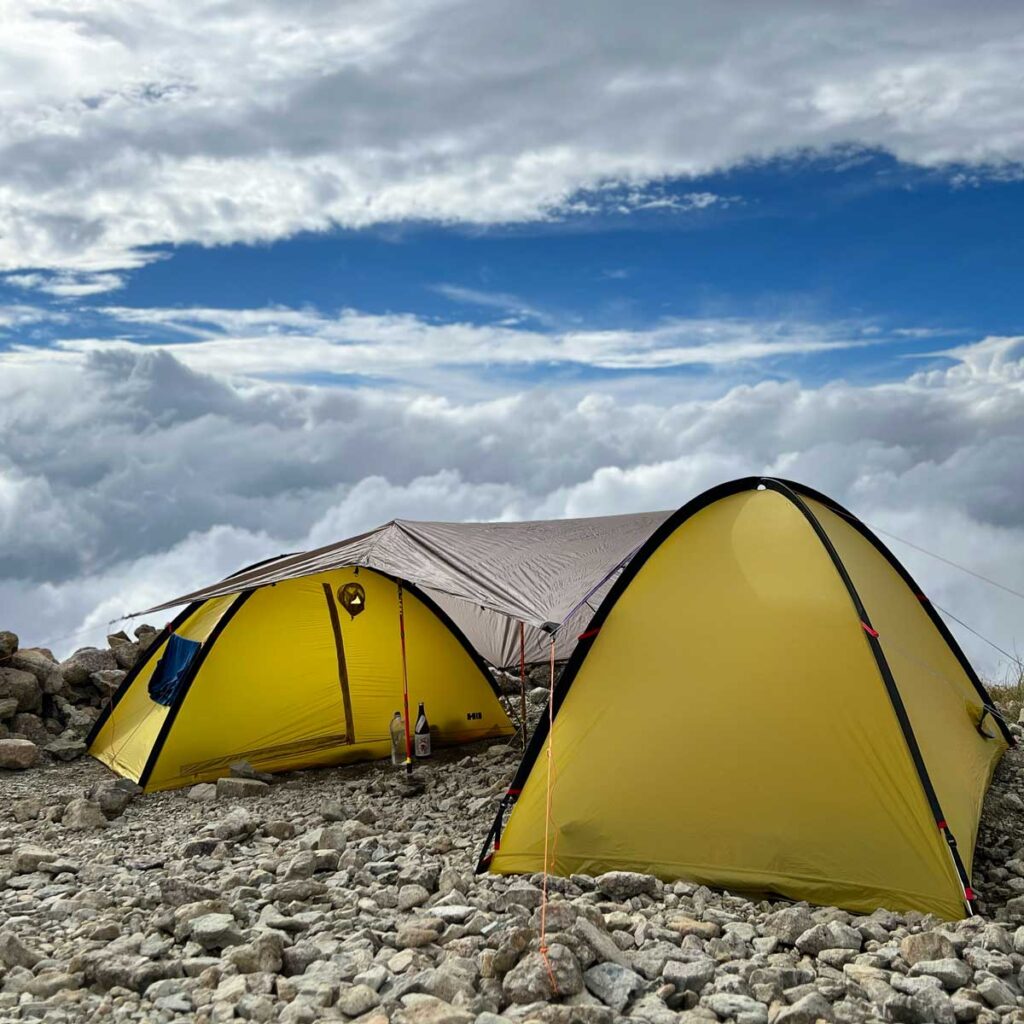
top-left (664, 957), bottom-right (716, 993)
top-left (0, 930), bottom-right (42, 969)
top-left (9, 648), bottom-right (64, 695)
top-left (771, 991), bottom-right (834, 1024)
top-left (188, 783), bottom-right (218, 802)
top-left (900, 930), bottom-right (955, 966)
top-left (215, 776), bottom-right (269, 799)
top-left (0, 737), bottom-right (40, 769)
top-left (190, 913), bottom-right (243, 950)
top-left (763, 906), bottom-right (816, 945)
top-left (0, 696), bottom-right (17, 720)
top-left (583, 961), bottom-right (644, 1012)
top-left (45, 736), bottom-right (87, 761)
top-left (596, 870), bottom-right (659, 900)
top-left (795, 921), bottom-right (862, 956)
top-left (0, 667), bottom-right (42, 713)
top-left (502, 943), bottom-right (583, 1003)
top-left (90, 669), bottom-right (126, 698)
top-left (704, 992), bottom-right (769, 1024)
top-left (88, 778), bottom-right (142, 818)
top-left (59, 647), bottom-right (117, 687)
top-left (909, 958), bottom-right (973, 990)
top-left (0, 630), bottom-right (17, 660)
top-left (10, 712), bottom-right (50, 745)
top-left (62, 797), bottom-right (109, 830)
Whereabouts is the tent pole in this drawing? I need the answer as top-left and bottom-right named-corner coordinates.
top-left (519, 621), bottom-right (527, 751)
top-left (397, 583), bottom-right (413, 773)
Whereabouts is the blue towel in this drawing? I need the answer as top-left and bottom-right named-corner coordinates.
top-left (148, 633), bottom-right (201, 706)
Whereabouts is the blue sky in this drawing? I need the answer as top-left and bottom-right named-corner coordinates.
top-left (1, 1), bottom-right (1023, 670)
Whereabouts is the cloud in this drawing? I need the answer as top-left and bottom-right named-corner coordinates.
top-left (1, 323), bottom-right (1023, 678)
top-left (5, 271), bottom-right (125, 297)
top-left (9, 303), bottom-right (907, 387)
top-left (1, 2), bottom-right (1023, 273)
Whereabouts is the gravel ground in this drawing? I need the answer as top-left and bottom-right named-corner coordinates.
top-left (2, 701), bottom-right (1024, 1024)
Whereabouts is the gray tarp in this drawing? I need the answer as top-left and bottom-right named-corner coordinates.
top-left (130, 511), bottom-right (671, 667)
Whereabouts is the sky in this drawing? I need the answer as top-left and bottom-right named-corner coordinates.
top-left (1, 0), bottom-right (1023, 676)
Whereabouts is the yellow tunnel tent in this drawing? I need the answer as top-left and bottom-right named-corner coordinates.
top-left (88, 567), bottom-right (514, 791)
top-left (479, 478), bottom-right (1011, 921)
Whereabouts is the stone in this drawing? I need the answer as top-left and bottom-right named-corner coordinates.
top-left (900, 931), bottom-right (956, 966)
top-left (398, 995), bottom-right (475, 1024)
top-left (976, 974), bottom-right (1017, 1009)
top-left (705, 992), bottom-right (769, 1024)
top-left (502, 943), bottom-right (584, 1003)
top-left (399, 883), bottom-right (431, 910)
top-left (216, 776), bottom-right (270, 798)
top-left (596, 870), bottom-right (659, 900)
top-left (763, 906), bottom-right (816, 945)
top-left (795, 921), bottom-right (862, 956)
top-left (9, 648), bottom-right (64, 694)
top-left (337, 983), bottom-right (381, 1016)
top-left (230, 759), bottom-right (274, 782)
top-left (10, 711), bottom-right (50, 744)
top-left (0, 667), bottom-right (41, 713)
top-left (909, 958), bottom-right (973, 990)
top-left (771, 992), bottom-right (834, 1024)
top-left (45, 737), bottom-right (87, 761)
top-left (90, 668), bottom-right (126, 697)
top-left (60, 646), bottom-right (117, 686)
top-left (13, 844), bottom-right (58, 873)
top-left (584, 961), bottom-right (644, 1012)
top-left (213, 806), bottom-right (257, 839)
top-left (0, 930), bottom-right (42, 969)
top-left (0, 696), bottom-right (17, 719)
top-left (190, 913), bottom-right (244, 950)
top-left (0, 736), bottom-right (40, 769)
top-left (188, 782), bottom-right (218, 801)
top-left (62, 796), bottom-right (109, 829)
top-left (88, 777), bottom-right (142, 818)
top-left (664, 958), bottom-right (716, 993)
top-left (0, 630), bottom-right (16, 659)
top-left (885, 985), bottom-right (956, 1024)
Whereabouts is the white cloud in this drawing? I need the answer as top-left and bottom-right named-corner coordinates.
top-left (6, 271), bottom-right (125, 297)
top-left (0, 1), bottom-right (1022, 273)
top-left (1, 324), bottom-right (1022, 679)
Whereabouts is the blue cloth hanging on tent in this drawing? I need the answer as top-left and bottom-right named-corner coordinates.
top-left (148, 633), bottom-right (201, 706)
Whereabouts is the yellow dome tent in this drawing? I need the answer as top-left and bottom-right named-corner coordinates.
top-left (89, 567), bottom-right (514, 791)
top-left (480, 478), bottom-right (1011, 920)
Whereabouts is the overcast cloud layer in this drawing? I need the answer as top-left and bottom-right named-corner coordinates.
top-left (2, 1), bottom-right (1024, 679)
top-left (2, 322), bottom-right (1023, 677)
top-left (3, 0), bottom-right (1024, 278)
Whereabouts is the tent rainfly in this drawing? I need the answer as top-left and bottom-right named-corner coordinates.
top-left (88, 569), bottom-right (514, 791)
top-left (478, 478), bottom-right (1011, 921)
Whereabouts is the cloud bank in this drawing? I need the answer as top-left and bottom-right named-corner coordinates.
top-left (2, 1), bottom-right (1023, 273)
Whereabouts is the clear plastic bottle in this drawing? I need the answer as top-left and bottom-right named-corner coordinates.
top-left (390, 711), bottom-right (406, 765)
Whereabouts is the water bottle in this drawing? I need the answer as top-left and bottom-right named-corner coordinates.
top-left (390, 711), bottom-right (406, 765)
top-left (414, 702), bottom-right (432, 758)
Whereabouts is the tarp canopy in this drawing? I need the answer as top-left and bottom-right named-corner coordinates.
top-left (129, 511), bottom-right (672, 667)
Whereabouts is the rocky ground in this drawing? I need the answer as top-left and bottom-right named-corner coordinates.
top-left (4, 631), bottom-right (1024, 1024)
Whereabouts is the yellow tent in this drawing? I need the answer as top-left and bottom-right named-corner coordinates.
top-left (89, 567), bottom-right (514, 791)
top-left (481, 478), bottom-right (1010, 920)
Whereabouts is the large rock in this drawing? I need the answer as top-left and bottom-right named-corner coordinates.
top-left (502, 943), bottom-right (583, 1003)
top-left (216, 776), bottom-right (270, 799)
top-left (900, 930), bottom-right (955, 966)
top-left (11, 712), bottom-right (50, 745)
top-left (596, 870), bottom-right (659, 900)
top-left (771, 991), bottom-right (834, 1024)
top-left (59, 647), bottom-right (117, 687)
top-left (62, 797), bottom-right (109, 830)
top-left (705, 992), bottom-right (769, 1024)
top-left (90, 669), bottom-right (126, 698)
top-left (0, 630), bottom-right (17, 659)
top-left (88, 778), bottom-right (142, 818)
top-left (0, 667), bottom-right (42, 713)
top-left (795, 921), bottom-right (862, 956)
top-left (583, 961), bottom-right (644, 1012)
top-left (0, 737), bottom-right (40, 769)
top-left (0, 929), bottom-right (42, 969)
top-left (8, 648), bottom-right (64, 695)
top-left (763, 906), bottom-right (816, 945)
top-left (0, 696), bottom-right (18, 720)
top-left (46, 736), bottom-right (87, 761)
top-left (909, 958), bottom-right (973, 990)
top-left (190, 913), bottom-right (243, 950)
top-left (664, 957), bottom-right (716, 993)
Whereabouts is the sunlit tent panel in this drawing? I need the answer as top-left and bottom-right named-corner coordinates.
top-left (482, 479), bottom-right (1010, 920)
top-left (89, 568), bottom-right (513, 791)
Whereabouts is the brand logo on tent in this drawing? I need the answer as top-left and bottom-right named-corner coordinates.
top-left (338, 582), bottom-right (366, 619)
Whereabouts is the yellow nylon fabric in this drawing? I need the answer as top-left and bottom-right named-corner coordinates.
top-left (89, 595), bottom-right (238, 781)
top-left (806, 498), bottom-right (1008, 877)
top-left (491, 488), bottom-right (966, 918)
top-left (144, 567), bottom-right (512, 790)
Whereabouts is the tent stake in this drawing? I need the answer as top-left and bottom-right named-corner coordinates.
top-left (397, 583), bottom-right (413, 774)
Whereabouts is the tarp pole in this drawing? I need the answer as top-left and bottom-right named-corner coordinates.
top-left (397, 583), bottom-right (413, 773)
top-left (519, 621), bottom-right (527, 751)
